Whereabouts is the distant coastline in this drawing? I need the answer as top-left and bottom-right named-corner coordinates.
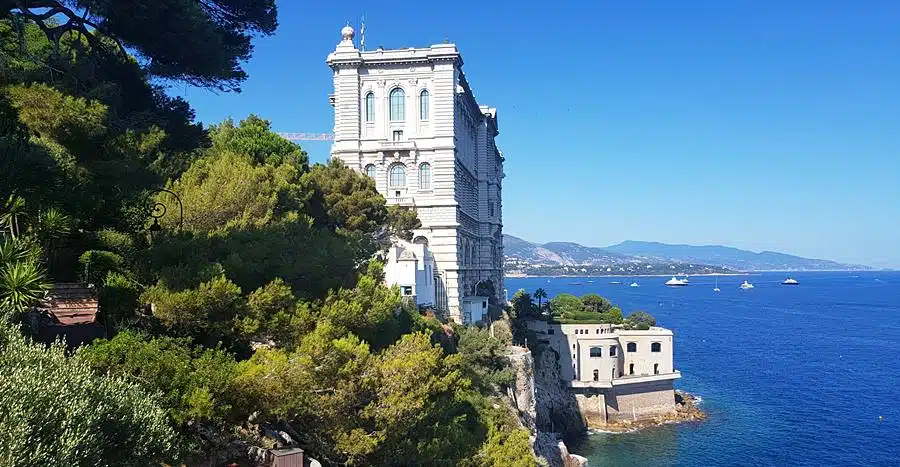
top-left (505, 269), bottom-right (875, 278)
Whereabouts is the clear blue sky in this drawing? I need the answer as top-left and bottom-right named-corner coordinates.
top-left (174, 0), bottom-right (900, 268)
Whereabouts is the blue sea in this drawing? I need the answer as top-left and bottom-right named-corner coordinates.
top-left (506, 271), bottom-right (900, 466)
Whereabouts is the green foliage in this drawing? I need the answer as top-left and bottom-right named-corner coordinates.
top-left (386, 205), bottom-right (422, 242)
top-left (237, 278), bottom-right (306, 345)
top-left (141, 275), bottom-right (245, 346)
top-left (624, 311), bottom-right (656, 330)
top-left (96, 228), bottom-right (137, 260)
top-left (161, 151), bottom-right (306, 234)
top-left (78, 250), bottom-right (124, 285)
top-left (468, 402), bottom-right (537, 467)
top-left (532, 287), bottom-right (548, 312)
top-left (79, 331), bottom-right (238, 427)
top-left (0, 323), bottom-right (176, 466)
top-left (510, 289), bottom-right (537, 319)
top-left (98, 271), bottom-right (141, 326)
top-left (210, 115), bottom-right (307, 168)
top-left (302, 158), bottom-right (386, 234)
top-left (0, 256), bottom-right (48, 321)
top-left (549, 293), bottom-right (583, 317)
top-left (6, 1), bottom-right (278, 92)
top-left (455, 326), bottom-right (515, 392)
top-left (600, 307), bottom-right (624, 325)
top-left (6, 84), bottom-right (107, 145)
top-left (581, 293), bottom-right (613, 313)
top-left (317, 267), bottom-right (406, 350)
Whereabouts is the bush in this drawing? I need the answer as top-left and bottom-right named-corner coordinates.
top-left (624, 311), bottom-right (656, 330)
top-left (549, 293), bottom-right (582, 318)
top-left (0, 324), bottom-right (175, 466)
top-left (99, 271), bottom-right (141, 326)
top-left (79, 331), bottom-right (238, 427)
top-left (78, 249), bottom-right (124, 285)
top-left (96, 228), bottom-right (137, 260)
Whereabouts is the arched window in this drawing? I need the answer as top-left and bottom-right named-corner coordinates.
top-left (627, 342), bottom-right (637, 353)
top-left (419, 162), bottom-right (431, 190)
top-left (413, 236), bottom-right (429, 246)
top-left (389, 164), bottom-right (406, 188)
top-left (389, 88), bottom-right (405, 121)
top-left (593, 369), bottom-right (599, 381)
top-left (419, 89), bottom-right (430, 120)
top-left (365, 164), bottom-right (376, 179)
top-left (364, 92), bottom-right (375, 122)
top-left (651, 342), bottom-right (661, 353)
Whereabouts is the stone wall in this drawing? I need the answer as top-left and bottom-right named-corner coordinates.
top-left (606, 380), bottom-right (676, 422)
top-left (532, 346), bottom-right (586, 437)
top-left (574, 391), bottom-right (607, 427)
top-left (507, 346), bottom-right (588, 467)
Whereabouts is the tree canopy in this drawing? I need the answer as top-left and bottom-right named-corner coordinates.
top-left (4, 0), bottom-right (278, 91)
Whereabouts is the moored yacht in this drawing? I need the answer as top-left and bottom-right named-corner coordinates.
top-left (740, 280), bottom-right (754, 290)
top-left (782, 278), bottom-right (799, 285)
top-left (630, 282), bottom-right (640, 287)
top-left (665, 277), bottom-right (688, 286)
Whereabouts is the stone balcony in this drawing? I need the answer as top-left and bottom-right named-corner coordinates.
top-left (568, 370), bottom-right (681, 389)
top-left (379, 140), bottom-right (417, 151)
top-left (386, 196), bottom-right (416, 207)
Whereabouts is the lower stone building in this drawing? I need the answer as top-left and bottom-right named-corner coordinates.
top-left (526, 321), bottom-right (682, 424)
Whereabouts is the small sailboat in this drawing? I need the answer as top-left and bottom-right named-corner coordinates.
top-left (713, 277), bottom-right (720, 293)
top-left (630, 282), bottom-right (640, 287)
top-left (782, 278), bottom-right (799, 285)
top-left (740, 280), bottom-right (754, 290)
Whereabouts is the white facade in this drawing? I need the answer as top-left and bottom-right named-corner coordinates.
top-left (383, 239), bottom-right (436, 307)
top-left (327, 26), bottom-right (505, 323)
top-left (526, 321), bottom-right (681, 386)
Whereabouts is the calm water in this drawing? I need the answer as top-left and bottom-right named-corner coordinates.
top-left (506, 272), bottom-right (900, 466)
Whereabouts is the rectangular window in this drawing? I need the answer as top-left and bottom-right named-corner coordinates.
top-left (609, 345), bottom-right (617, 357)
top-left (488, 201), bottom-right (495, 217)
top-left (547, 329), bottom-right (554, 335)
top-left (590, 347), bottom-right (602, 358)
top-left (392, 130), bottom-right (403, 141)
top-left (400, 286), bottom-right (413, 296)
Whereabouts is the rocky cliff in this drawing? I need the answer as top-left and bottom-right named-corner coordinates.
top-left (508, 346), bottom-right (587, 467)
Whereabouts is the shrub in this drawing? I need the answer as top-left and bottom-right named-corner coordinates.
top-left (0, 324), bottom-right (175, 466)
top-left (624, 311), bottom-right (656, 330)
top-left (78, 250), bottom-right (124, 285)
top-left (96, 228), bottom-right (137, 260)
top-left (79, 331), bottom-right (238, 427)
top-left (99, 271), bottom-right (141, 327)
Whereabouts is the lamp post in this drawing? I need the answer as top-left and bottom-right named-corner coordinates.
top-left (146, 188), bottom-right (183, 233)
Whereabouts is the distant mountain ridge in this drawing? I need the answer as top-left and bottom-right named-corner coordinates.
top-left (504, 235), bottom-right (869, 271)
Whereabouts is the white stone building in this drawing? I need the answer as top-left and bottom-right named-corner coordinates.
top-left (327, 26), bottom-right (504, 323)
top-left (526, 321), bottom-right (682, 423)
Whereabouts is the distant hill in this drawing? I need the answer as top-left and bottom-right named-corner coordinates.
top-left (604, 240), bottom-right (869, 271)
top-left (503, 235), bottom-right (869, 272)
top-left (503, 235), bottom-right (633, 266)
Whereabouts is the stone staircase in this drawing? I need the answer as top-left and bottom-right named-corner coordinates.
top-left (41, 283), bottom-right (98, 325)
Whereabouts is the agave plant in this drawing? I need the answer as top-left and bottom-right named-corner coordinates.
top-left (0, 194), bottom-right (26, 239)
top-left (0, 260), bottom-right (49, 319)
top-left (36, 207), bottom-right (72, 242)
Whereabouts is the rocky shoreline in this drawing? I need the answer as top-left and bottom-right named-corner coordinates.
top-left (592, 390), bottom-right (707, 434)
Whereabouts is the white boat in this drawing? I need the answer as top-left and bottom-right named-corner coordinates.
top-left (740, 280), bottom-right (754, 290)
top-left (782, 278), bottom-right (799, 285)
top-left (713, 277), bottom-right (720, 292)
top-left (665, 277), bottom-right (688, 286)
top-left (630, 282), bottom-right (640, 287)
